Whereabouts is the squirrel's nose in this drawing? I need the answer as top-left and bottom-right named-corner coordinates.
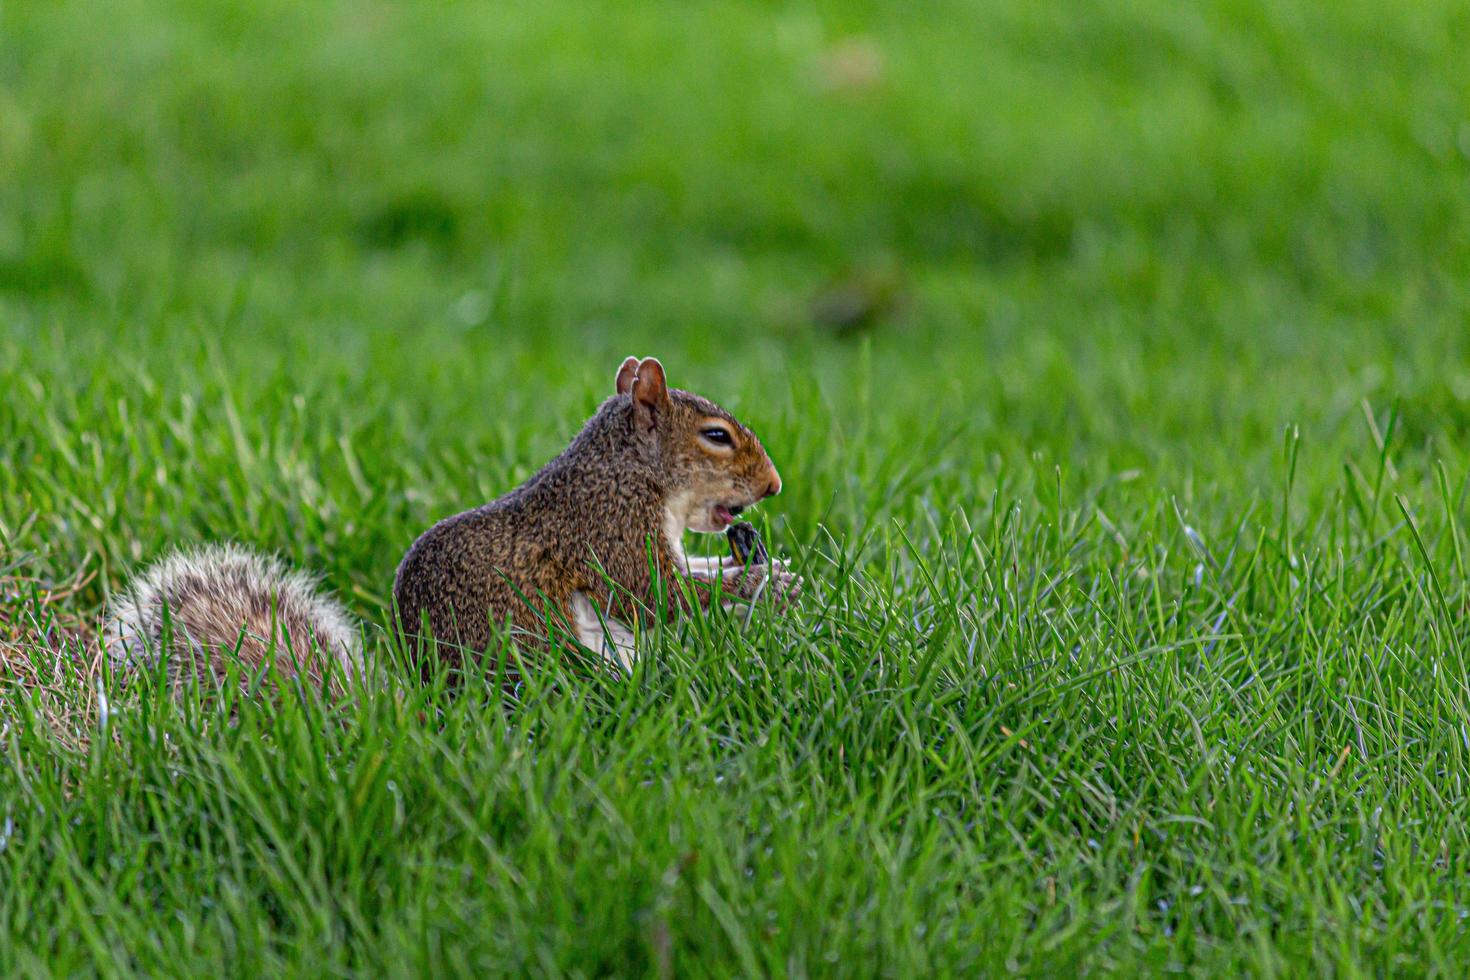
top-left (762, 466), bottom-right (782, 499)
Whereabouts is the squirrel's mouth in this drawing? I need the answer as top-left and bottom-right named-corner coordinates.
top-left (711, 502), bottom-right (745, 529)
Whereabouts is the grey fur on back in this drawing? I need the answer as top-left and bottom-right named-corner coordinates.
top-left (104, 543), bottom-right (361, 691)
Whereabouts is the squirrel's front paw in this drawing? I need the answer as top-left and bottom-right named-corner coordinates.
top-left (728, 560), bottom-right (802, 608)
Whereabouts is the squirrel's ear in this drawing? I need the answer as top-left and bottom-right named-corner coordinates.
top-left (631, 357), bottom-right (669, 428)
top-left (615, 356), bottom-right (639, 396)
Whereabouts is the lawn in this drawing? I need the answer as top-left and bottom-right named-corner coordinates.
top-left (4, 0), bottom-right (1470, 973)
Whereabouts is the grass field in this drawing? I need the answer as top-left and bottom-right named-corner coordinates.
top-left (5, 0), bottom-right (1470, 973)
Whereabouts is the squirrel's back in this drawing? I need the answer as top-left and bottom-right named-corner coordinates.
top-left (104, 543), bottom-right (361, 692)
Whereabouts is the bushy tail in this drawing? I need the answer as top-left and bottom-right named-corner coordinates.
top-left (103, 543), bottom-right (361, 693)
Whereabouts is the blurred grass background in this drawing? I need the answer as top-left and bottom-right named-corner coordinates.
top-left (4, 0), bottom-right (1470, 971)
top-left (5, 1), bottom-right (1468, 516)
top-left (6, 0), bottom-right (1470, 595)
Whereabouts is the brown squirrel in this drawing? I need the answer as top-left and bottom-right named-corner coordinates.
top-left (102, 357), bottom-right (796, 689)
top-left (393, 355), bottom-right (798, 674)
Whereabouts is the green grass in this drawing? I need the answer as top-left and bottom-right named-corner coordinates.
top-left (5, 0), bottom-right (1470, 972)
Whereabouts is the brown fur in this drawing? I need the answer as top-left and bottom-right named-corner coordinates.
top-left (104, 544), bottom-right (360, 695)
top-left (393, 356), bottom-right (787, 675)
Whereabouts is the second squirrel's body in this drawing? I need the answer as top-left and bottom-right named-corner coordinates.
top-left (394, 357), bottom-right (793, 674)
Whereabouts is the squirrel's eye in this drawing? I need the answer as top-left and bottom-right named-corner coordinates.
top-left (700, 427), bottom-right (733, 446)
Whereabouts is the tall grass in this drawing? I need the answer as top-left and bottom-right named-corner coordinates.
top-left (4, 0), bottom-right (1470, 972)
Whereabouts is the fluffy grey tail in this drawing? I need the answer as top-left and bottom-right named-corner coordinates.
top-left (103, 543), bottom-right (361, 692)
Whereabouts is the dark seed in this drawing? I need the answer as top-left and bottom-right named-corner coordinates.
top-left (727, 522), bottom-right (768, 566)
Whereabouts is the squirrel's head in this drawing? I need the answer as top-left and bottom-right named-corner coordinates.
top-left (615, 355), bottom-right (782, 534)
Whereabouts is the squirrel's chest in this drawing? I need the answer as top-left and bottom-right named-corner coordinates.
top-left (660, 491), bottom-right (695, 573)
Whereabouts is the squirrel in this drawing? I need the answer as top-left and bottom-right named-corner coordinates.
top-left (393, 355), bottom-right (798, 676)
top-left (102, 356), bottom-right (796, 690)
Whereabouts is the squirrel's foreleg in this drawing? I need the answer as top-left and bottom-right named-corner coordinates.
top-left (672, 560), bottom-right (801, 611)
top-left (681, 554), bottom-right (739, 578)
